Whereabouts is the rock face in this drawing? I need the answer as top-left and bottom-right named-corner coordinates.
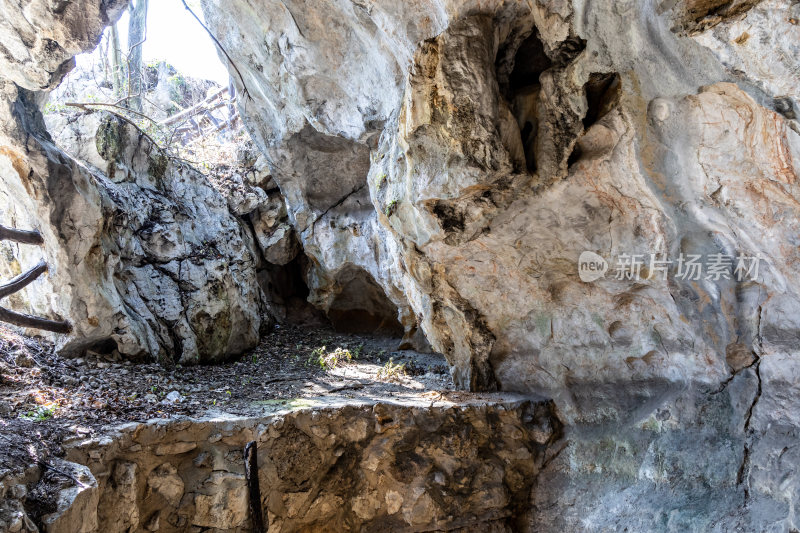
top-left (196, 0), bottom-right (800, 529)
top-left (201, 0), bottom-right (799, 395)
top-left (0, 92), bottom-right (266, 362)
top-left (0, 1), bottom-right (269, 363)
top-left (0, 0), bottom-right (128, 91)
top-left (2, 0), bottom-right (800, 529)
top-left (25, 398), bottom-right (556, 532)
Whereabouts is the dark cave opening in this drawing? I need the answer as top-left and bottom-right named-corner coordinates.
top-left (260, 258), bottom-right (403, 336)
top-left (83, 336), bottom-right (119, 357)
top-left (327, 265), bottom-right (404, 336)
top-left (567, 72), bottom-right (621, 167)
top-left (503, 30), bottom-right (553, 174)
top-left (259, 254), bottom-right (328, 327)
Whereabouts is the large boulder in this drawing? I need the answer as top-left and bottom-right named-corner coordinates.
top-left (1, 94), bottom-right (267, 362)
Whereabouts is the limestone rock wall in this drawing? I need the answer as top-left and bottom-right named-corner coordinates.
top-left (197, 0), bottom-right (800, 528)
top-left (201, 0), bottom-right (799, 397)
top-left (0, 91), bottom-right (266, 363)
top-left (10, 398), bottom-right (557, 532)
top-left (0, 0), bottom-right (272, 363)
top-left (1, 0), bottom-right (800, 528)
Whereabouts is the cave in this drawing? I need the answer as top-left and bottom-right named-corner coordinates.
top-left (501, 29), bottom-right (553, 173)
top-left (326, 265), bottom-right (404, 335)
top-left (1, 0), bottom-right (799, 532)
top-left (259, 254), bottom-right (328, 327)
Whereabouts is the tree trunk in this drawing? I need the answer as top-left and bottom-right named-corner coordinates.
top-left (110, 23), bottom-right (124, 98)
top-left (127, 0), bottom-right (149, 112)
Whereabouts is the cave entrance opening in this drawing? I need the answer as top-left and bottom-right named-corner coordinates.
top-left (44, 0), bottom-right (239, 164)
top-left (260, 253), bottom-right (329, 327)
top-left (500, 30), bottom-right (553, 173)
top-left (327, 266), bottom-right (404, 336)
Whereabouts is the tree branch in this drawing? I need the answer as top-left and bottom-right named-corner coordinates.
top-left (0, 261), bottom-right (47, 300)
top-left (65, 101), bottom-right (156, 125)
top-left (180, 0), bottom-right (251, 100)
top-left (65, 103), bottom-right (164, 155)
top-left (0, 225), bottom-right (43, 245)
top-left (0, 306), bottom-right (72, 334)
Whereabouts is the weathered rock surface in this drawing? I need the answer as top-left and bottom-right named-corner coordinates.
top-left (197, 0), bottom-right (800, 529)
top-left (201, 0), bottom-right (798, 394)
top-left (0, 94), bottom-right (266, 362)
top-left (2, 0), bottom-right (800, 530)
top-left (0, 0), bottom-right (127, 91)
top-left (2, 397), bottom-right (559, 532)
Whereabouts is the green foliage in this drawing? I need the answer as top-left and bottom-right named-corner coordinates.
top-left (43, 101), bottom-right (68, 114)
top-left (376, 358), bottom-right (406, 382)
top-left (384, 199), bottom-right (399, 217)
top-left (20, 404), bottom-right (56, 422)
top-left (306, 346), bottom-right (353, 371)
top-left (148, 152), bottom-right (169, 180)
top-left (96, 115), bottom-right (127, 163)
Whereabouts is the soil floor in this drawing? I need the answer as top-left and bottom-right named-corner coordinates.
top-left (0, 324), bottom-right (455, 481)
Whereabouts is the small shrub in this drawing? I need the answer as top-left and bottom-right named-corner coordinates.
top-left (377, 358), bottom-right (406, 382)
top-left (307, 346), bottom-right (353, 371)
top-left (20, 404), bottom-right (57, 422)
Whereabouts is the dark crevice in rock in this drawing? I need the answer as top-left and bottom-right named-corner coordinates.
top-left (311, 183), bottom-right (368, 233)
top-left (550, 36), bottom-right (588, 66)
top-left (567, 143), bottom-right (583, 167)
top-left (259, 253), bottom-right (328, 326)
top-left (500, 30), bottom-right (551, 173)
top-left (327, 265), bottom-right (403, 335)
top-left (773, 96), bottom-right (797, 121)
top-left (431, 201), bottom-right (466, 234)
top-left (737, 356), bottom-right (762, 497)
top-left (737, 304), bottom-right (764, 498)
top-left (582, 72), bottom-right (621, 129)
top-left (670, 0), bottom-right (765, 34)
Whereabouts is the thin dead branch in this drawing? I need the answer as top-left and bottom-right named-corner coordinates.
top-left (0, 225), bottom-right (44, 245)
top-left (180, 0), bottom-right (251, 100)
top-left (0, 261), bottom-right (47, 300)
top-left (0, 307), bottom-right (72, 334)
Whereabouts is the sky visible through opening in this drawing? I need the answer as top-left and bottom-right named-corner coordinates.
top-left (77, 0), bottom-right (230, 85)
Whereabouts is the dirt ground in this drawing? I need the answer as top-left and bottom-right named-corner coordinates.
top-left (0, 324), bottom-right (454, 480)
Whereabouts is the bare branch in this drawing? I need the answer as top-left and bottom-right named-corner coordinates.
top-left (180, 0), bottom-right (251, 100)
top-left (0, 306), bottom-right (72, 334)
top-left (0, 261), bottom-right (47, 300)
top-left (160, 87), bottom-right (228, 126)
top-left (0, 225), bottom-right (44, 245)
top-left (65, 101), bottom-right (156, 124)
top-left (65, 103), bottom-right (164, 155)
